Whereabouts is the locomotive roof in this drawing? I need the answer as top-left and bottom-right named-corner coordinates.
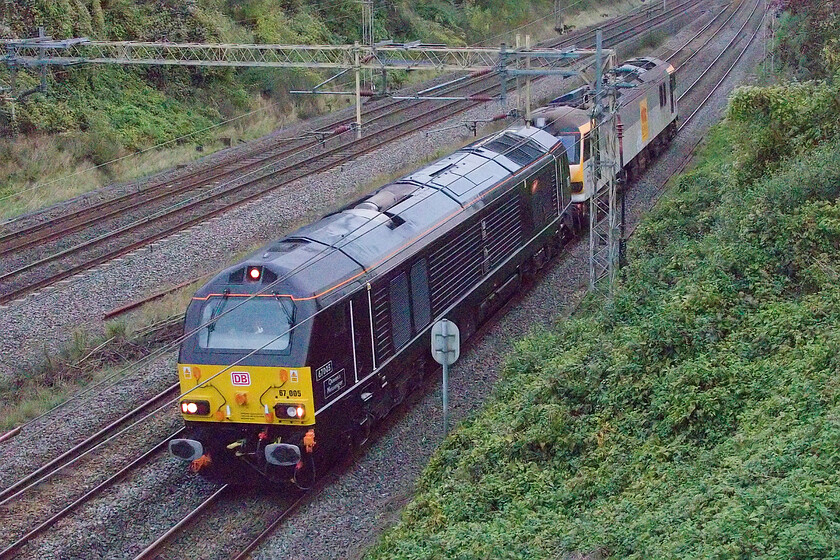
top-left (196, 125), bottom-right (561, 306)
top-left (536, 56), bottom-right (675, 132)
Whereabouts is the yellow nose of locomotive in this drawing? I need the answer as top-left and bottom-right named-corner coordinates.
top-left (177, 364), bottom-right (315, 426)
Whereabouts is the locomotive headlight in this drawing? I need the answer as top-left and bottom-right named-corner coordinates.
top-left (180, 400), bottom-right (210, 415)
top-left (275, 403), bottom-right (305, 419)
top-left (247, 266), bottom-right (262, 281)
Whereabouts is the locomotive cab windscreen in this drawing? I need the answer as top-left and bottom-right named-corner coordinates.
top-left (197, 295), bottom-right (295, 352)
top-left (557, 133), bottom-right (581, 165)
top-left (177, 283), bottom-right (316, 429)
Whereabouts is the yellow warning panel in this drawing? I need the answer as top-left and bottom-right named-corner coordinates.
top-left (177, 363), bottom-right (314, 426)
top-left (640, 98), bottom-right (649, 143)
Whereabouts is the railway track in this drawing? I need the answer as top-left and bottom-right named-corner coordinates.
top-left (0, 2), bottom-right (760, 556)
top-left (0, 432), bottom-right (180, 560)
top-left (0, 0), bottom-right (696, 306)
top-left (0, 1), bottom-right (660, 252)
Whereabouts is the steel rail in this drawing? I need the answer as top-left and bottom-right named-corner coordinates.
top-left (678, 0), bottom-right (764, 130)
top-left (624, 0), bottom-right (765, 241)
top-left (0, 431), bottom-right (182, 560)
top-left (0, 1), bottom-right (708, 498)
top-left (0, 6), bottom-right (743, 557)
top-left (0, 0), bottom-right (668, 253)
top-left (131, 484), bottom-right (231, 560)
top-left (0, 5), bottom-right (635, 251)
top-left (230, 492), bottom-right (310, 560)
top-left (0, 382), bottom-right (178, 505)
top-left (678, 0), bottom-right (761, 104)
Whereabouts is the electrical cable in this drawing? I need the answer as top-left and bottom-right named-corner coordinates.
top-left (9, 1), bottom-right (722, 436)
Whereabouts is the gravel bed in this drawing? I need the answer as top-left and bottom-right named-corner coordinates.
top-left (0, 406), bottom-right (182, 551)
top-left (14, 453), bottom-right (217, 560)
top-left (0, 352), bottom-right (177, 488)
top-left (0, 2), bottom-right (705, 383)
top-left (0, 2), bottom-right (742, 557)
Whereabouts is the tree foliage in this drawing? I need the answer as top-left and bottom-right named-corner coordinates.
top-left (0, 0), bottom-right (559, 154)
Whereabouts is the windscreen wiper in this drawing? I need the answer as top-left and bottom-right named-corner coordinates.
top-left (274, 293), bottom-right (295, 327)
top-left (207, 288), bottom-right (230, 335)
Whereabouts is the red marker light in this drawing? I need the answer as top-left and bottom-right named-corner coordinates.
top-left (248, 267), bottom-right (261, 280)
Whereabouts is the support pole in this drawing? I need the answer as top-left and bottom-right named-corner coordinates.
top-left (442, 360), bottom-right (449, 435)
top-left (515, 34), bottom-right (521, 118)
top-left (525, 35), bottom-right (531, 126)
top-left (554, 0), bottom-right (563, 32)
top-left (354, 41), bottom-right (362, 139)
top-left (499, 42), bottom-right (507, 109)
top-left (588, 29), bottom-right (620, 294)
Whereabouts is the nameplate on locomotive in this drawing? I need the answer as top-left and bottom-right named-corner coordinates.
top-left (315, 361), bottom-right (334, 381)
top-left (324, 369), bottom-right (346, 399)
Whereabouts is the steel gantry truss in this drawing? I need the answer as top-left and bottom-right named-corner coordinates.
top-left (587, 31), bottom-right (622, 295)
top-left (2, 31), bottom-right (623, 293)
top-left (2, 37), bottom-right (600, 72)
top-left (1, 34), bottom-right (613, 137)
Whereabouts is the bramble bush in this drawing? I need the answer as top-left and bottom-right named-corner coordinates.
top-left (367, 117), bottom-right (840, 559)
top-left (771, 0), bottom-right (840, 80)
top-left (367, 18), bottom-right (840, 553)
top-left (727, 81), bottom-right (840, 183)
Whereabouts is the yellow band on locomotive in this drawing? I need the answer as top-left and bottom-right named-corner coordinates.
top-left (177, 364), bottom-right (315, 426)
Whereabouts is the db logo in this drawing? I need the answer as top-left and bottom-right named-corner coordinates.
top-left (231, 372), bottom-right (251, 386)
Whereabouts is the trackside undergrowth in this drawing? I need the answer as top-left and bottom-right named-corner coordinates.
top-left (366, 101), bottom-right (840, 557)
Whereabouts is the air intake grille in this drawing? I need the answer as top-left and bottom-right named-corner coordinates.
top-left (484, 133), bottom-right (545, 166)
top-left (372, 284), bottom-right (394, 362)
top-left (484, 191), bottom-right (524, 268)
top-left (428, 222), bottom-right (483, 314)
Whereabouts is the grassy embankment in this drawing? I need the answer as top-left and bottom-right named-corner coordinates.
top-left (0, 0), bottom-right (641, 220)
top-left (366, 6), bottom-right (840, 559)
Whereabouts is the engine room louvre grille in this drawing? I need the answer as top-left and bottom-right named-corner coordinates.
top-left (428, 222), bottom-right (483, 314)
top-left (483, 192), bottom-right (524, 267)
top-left (484, 133), bottom-right (545, 166)
top-left (389, 273), bottom-right (412, 350)
top-left (372, 284), bottom-right (394, 361)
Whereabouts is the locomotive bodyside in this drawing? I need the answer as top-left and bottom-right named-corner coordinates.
top-left (538, 56), bottom-right (678, 203)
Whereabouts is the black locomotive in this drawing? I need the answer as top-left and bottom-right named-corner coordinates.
top-left (169, 121), bottom-right (575, 485)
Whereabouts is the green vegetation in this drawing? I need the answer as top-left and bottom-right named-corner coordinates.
top-left (0, 0), bottom-right (633, 217)
top-left (771, 0), bottom-right (840, 81)
top-left (366, 4), bottom-right (840, 559)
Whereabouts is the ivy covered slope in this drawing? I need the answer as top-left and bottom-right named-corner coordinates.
top-left (2, 0), bottom-right (585, 216)
top-left (367, 31), bottom-right (840, 560)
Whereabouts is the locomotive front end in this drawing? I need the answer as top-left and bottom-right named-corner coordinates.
top-left (168, 265), bottom-right (321, 486)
